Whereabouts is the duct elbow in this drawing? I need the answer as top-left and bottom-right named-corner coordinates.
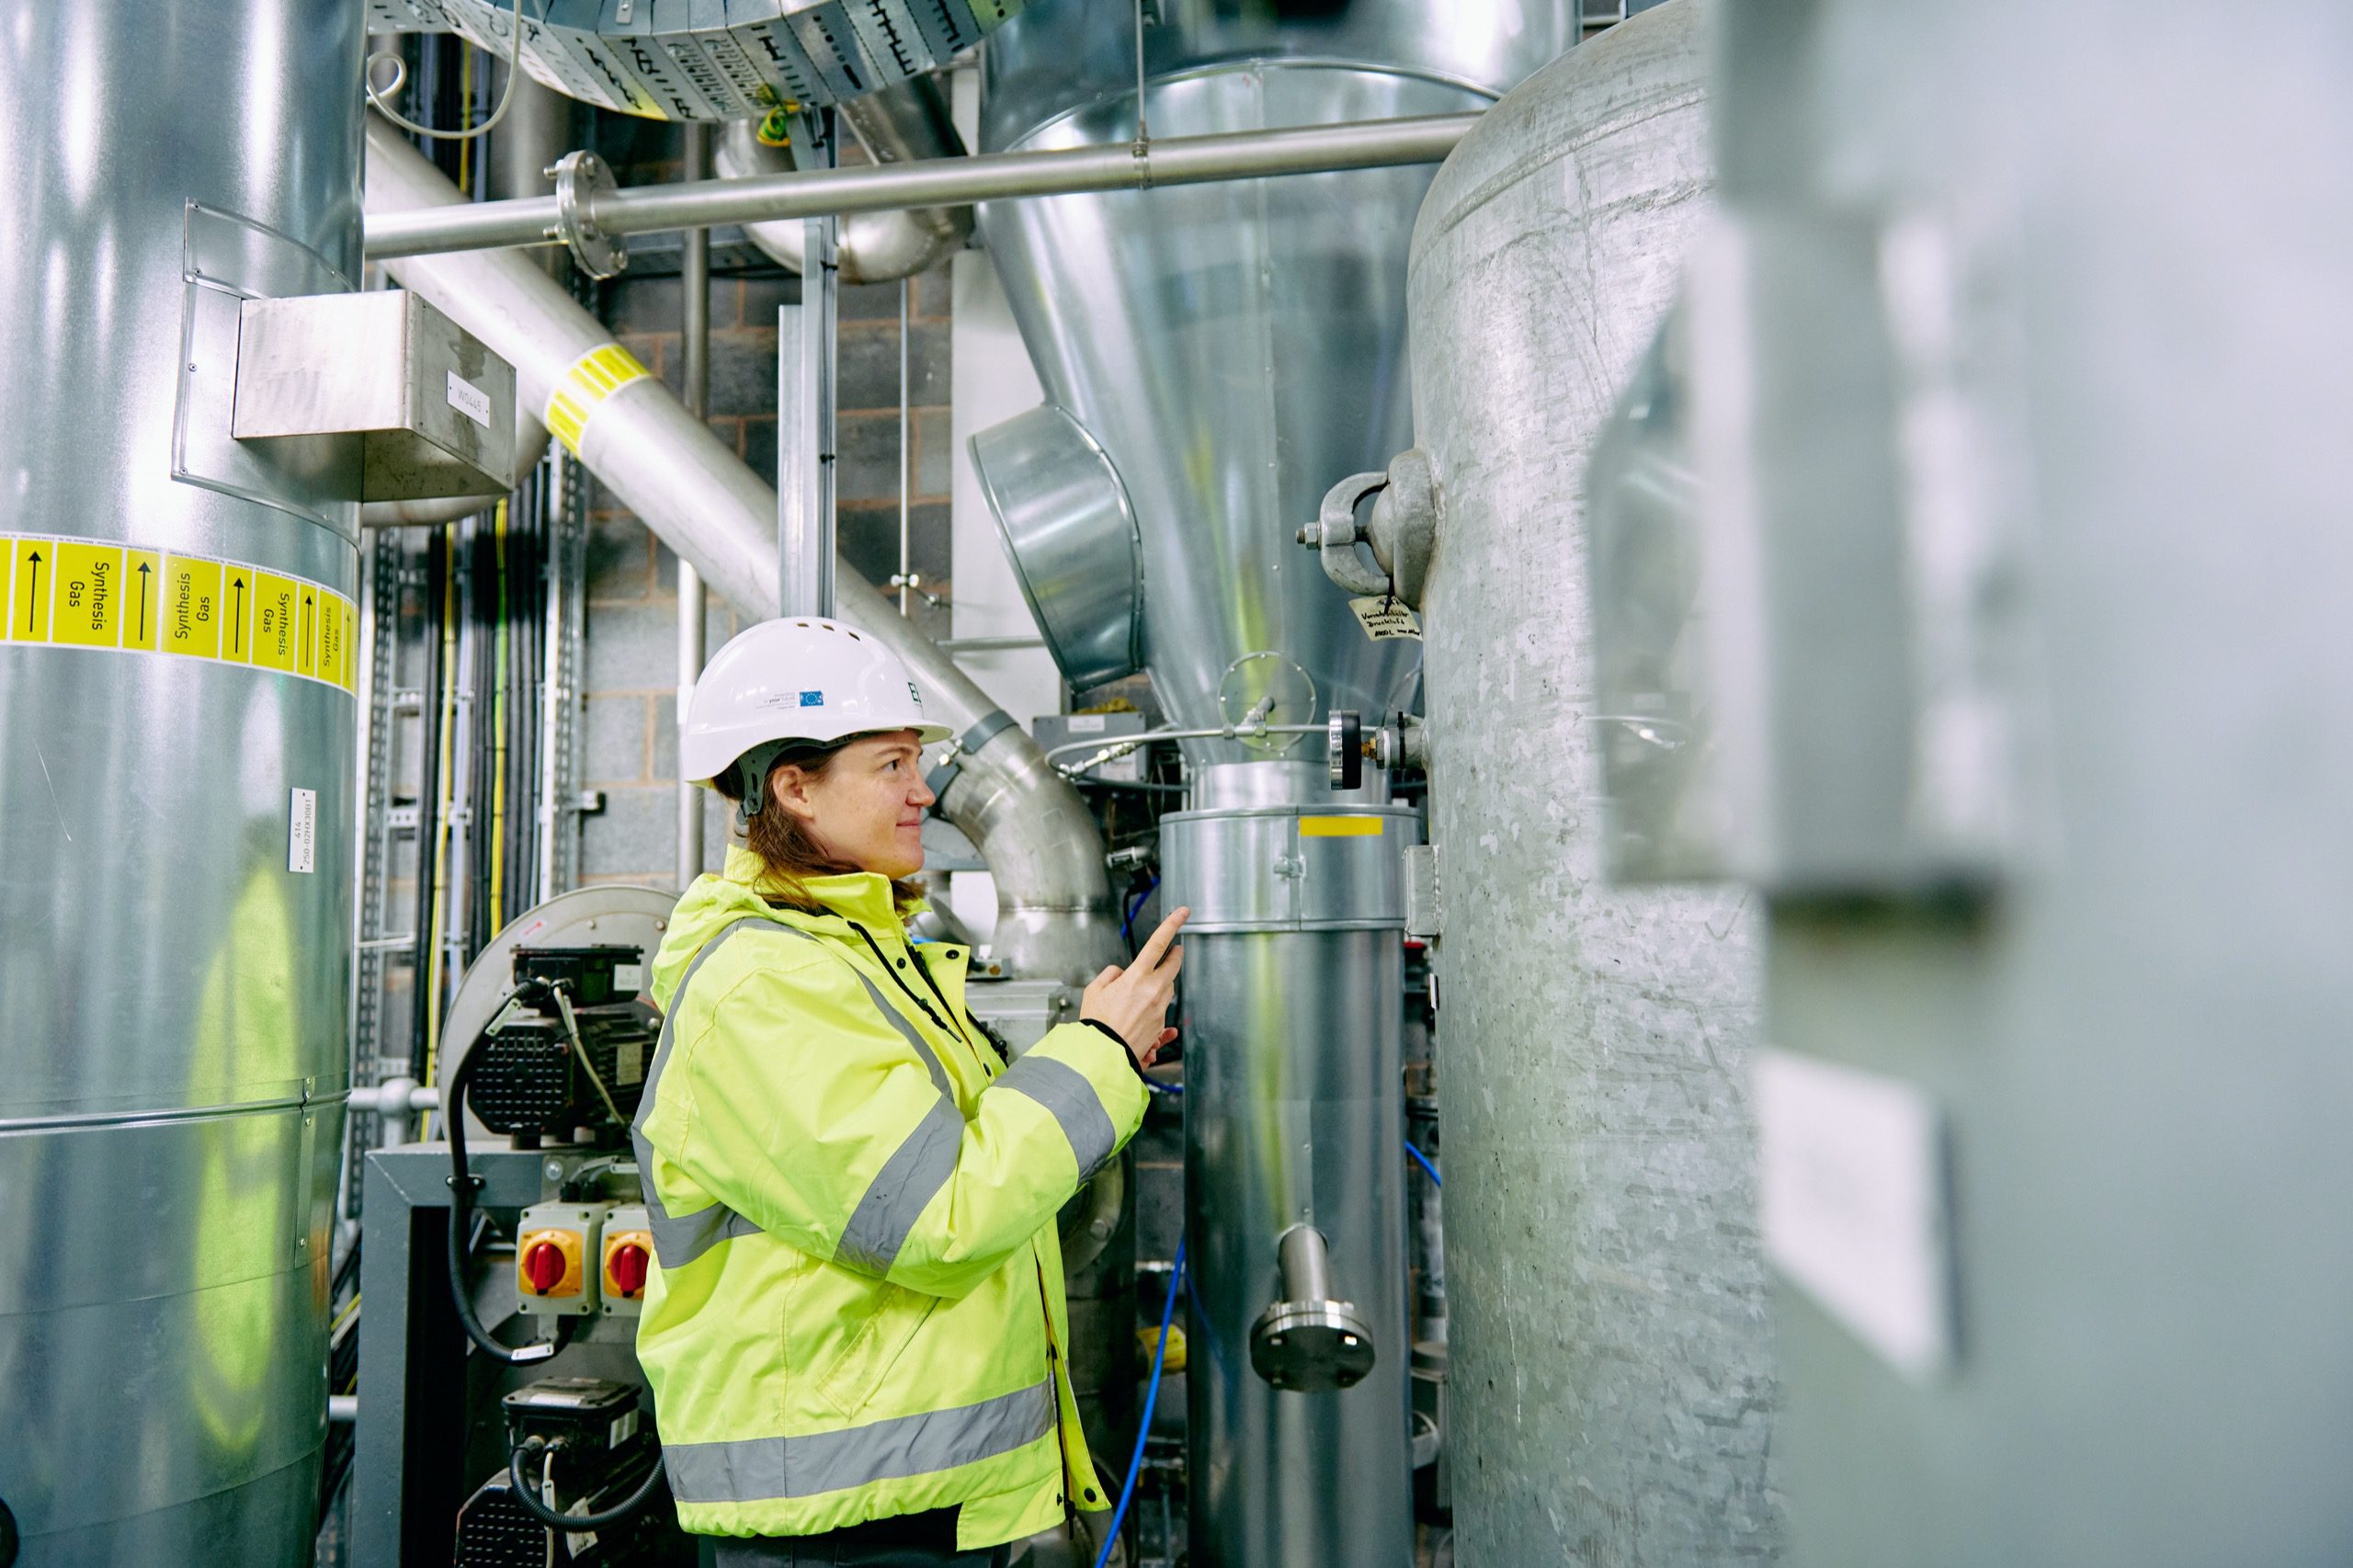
top-left (716, 77), bottom-right (972, 286)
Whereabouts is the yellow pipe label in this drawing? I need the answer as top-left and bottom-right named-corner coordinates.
top-left (544, 342), bottom-right (652, 456)
top-left (1, 532), bottom-right (357, 696)
top-left (1299, 815), bottom-right (1385, 837)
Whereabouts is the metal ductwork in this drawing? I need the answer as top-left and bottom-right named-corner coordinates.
top-left (968, 4), bottom-right (1576, 1562)
top-left (716, 77), bottom-right (973, 285)
top-left (363, 115), bottom-right (1121, 986)
top-left (364, 0), bottom-right (1016, 119)
top-left (0, 0), bottom-right (365, 1562)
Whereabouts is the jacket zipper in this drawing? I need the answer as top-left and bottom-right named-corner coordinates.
top-left (848, 922), bottom-right (995, 1080)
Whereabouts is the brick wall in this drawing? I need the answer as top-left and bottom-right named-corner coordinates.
top-left (574, 256), bottom-right (958, 887)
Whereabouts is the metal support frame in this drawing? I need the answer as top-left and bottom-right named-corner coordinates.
top-left (364, 113), bottom-right (1481, 261)
top-left (538, 449), bottom-right (588, 899)
top-left (777, 115), bottom-right (839, 619)
top-left (678, 122), bottom-right (710, 887)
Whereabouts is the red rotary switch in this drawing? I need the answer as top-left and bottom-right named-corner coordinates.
top-left (522, 1239), bottom-right (567, 1295)
top-left (608, 1241), bottom-right (650, 1299)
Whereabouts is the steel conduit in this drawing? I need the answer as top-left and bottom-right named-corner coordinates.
top-left (365, 112), bottom-right (1480, 261)
top-left (365, 115), bottom-right (1122, 983)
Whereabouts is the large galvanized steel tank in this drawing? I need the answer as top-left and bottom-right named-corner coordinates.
top-left (0, 2), bottom-right (363, 1562)
top-left (1407, 5), bottom-right (1784, 1561)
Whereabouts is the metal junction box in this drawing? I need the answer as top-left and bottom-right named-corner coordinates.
top-left (233, 288), bottom-right (516, 502)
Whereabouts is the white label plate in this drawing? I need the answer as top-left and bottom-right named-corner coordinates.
top-left (446, 369), bottom-right (493, 428)
top-left (1348, 596), bottom-right (1421, 642)
top-left (1754, 1048), bottom-right (1956, 1379)
top-left (287, 787), bottom-right (317, 874)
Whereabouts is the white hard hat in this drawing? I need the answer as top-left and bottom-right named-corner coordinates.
top-left (681, 617), bottom-right (951, 810)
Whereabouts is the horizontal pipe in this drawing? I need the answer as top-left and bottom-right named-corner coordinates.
top-left (364, 113), bottom-right (1480, 261)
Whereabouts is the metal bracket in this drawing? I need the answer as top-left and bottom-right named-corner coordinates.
top-left (1300, 449), bottom-right (1441, 608)
top-left (545, 151), bottom-right (628, 280)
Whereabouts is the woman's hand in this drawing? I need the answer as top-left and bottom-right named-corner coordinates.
top-left (1082, 907), bottom-right (1190, 1067)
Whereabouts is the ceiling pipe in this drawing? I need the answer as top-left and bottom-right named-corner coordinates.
top-left (364, 114), bottom-right (1121, 983)
top-left (365, 111), bottom-right (1480, 260)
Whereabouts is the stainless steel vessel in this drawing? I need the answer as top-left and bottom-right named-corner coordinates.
top-left (1407, 5), bottom-right (1784, 1561)
top-left (0, 1), bottom-right (362, 1562)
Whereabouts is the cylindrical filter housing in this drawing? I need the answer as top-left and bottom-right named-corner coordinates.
top-left (1162, 762), bottom-right (1418, 1567)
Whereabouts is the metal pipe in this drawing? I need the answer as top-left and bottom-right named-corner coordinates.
top-left (716, 78), bottom-right (973, 286)
top-left (678, 121), bottom-right (710, 890)
top-left (898, 278), bottom-right (912, 615)
top-left (366, 116), bottom-right (1122, 983)
top-left (364, 113), bottom-right (1481, 260)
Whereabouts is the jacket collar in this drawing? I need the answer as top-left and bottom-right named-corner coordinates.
top-left (722, 846), bottom-right (912, 932)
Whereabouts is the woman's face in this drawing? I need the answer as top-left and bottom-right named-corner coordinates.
top-left (772, 729), bottom-right (935, 879)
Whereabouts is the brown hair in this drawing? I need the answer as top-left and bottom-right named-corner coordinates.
top-left (711, 735), bottom-right (923, 915)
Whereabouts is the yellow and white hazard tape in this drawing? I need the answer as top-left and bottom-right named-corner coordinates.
top-left (543, 342), bottom-right (652, 455)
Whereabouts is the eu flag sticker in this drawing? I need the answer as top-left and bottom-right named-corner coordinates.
top-left (799, 690), bottom-right (824, 706)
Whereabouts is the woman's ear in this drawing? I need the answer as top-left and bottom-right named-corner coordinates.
top-left (767, 763), bottom-right (822, 825)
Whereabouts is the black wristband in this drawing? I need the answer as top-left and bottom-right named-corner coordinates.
top-left (1081, 1017), bottom-right (1153, 1081)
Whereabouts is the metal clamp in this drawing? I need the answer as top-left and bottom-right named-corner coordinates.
top-left (1298, 449), bottom-right (1440, 608)
top-left (545, 151), bottom-right (628, 279)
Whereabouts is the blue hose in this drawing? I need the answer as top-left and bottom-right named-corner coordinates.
top-left (1093, 1233), bottom-right (1185, 1568)
top-left (1404, 1141), bottom-right (1442, 1187)
top-left (1120, 874), bottom-right (1161, 951)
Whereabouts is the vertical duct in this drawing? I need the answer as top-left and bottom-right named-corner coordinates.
top-left (0, 0), bottom-right (365, 1562)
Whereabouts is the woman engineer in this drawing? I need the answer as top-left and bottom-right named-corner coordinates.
top-left (631, 616), bottom-right (1187, 1567)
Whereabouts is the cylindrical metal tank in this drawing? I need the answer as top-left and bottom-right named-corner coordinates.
top-left (1161, 763), bottom-right (1419, 1568)
top-left (0, 2), bottom-right (363, 1562)
top-left (1407, 5), bottom-right (1785, 1562)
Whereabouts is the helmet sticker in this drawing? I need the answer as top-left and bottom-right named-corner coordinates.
top-left (907, 681), bottom-right (922, 707)
top-left (799, 690), bottom-right (824, 707)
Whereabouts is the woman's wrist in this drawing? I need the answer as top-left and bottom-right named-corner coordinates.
top-left (1080, 1017), bottom-right (1152, 1079)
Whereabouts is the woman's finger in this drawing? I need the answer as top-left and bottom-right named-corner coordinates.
top-left (1134, 906), bottom-right (1191, 968)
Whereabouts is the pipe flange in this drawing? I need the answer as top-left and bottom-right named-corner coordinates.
top-left (1250, 1297), bottom-right (1376, 1392)
top-left (545, 151), bottom-right (628, 279)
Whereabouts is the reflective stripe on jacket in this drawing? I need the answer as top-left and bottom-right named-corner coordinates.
top-left (633, 849), bottom-right (1149, 1548)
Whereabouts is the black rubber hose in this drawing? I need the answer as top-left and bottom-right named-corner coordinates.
top-left (506, 1438), bottom-right (669, 1530)
top-left (445, 1044), bottom-right (575, 1366)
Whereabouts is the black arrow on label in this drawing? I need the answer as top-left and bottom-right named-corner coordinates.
top-left (136, 562), bottom-right (151, 642)
top-left (301, 593), bottom-right (313, 672)
top-left (22, 551), bottom-right (40, 629)
top-left (232, 576), bottom-right (244, 654)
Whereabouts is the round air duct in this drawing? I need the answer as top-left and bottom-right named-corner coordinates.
top-left (969, 404), bottom-right (1145, 690)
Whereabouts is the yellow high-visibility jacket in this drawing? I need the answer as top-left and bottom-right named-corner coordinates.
top-left (632, 850), bottom-right (1149, 1548)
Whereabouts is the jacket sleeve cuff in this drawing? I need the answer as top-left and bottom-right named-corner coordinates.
top-left (1081, 1017), bottom-right (1152, 1082)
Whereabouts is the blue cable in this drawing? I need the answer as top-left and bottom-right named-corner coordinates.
top-left (1094, 1233), bottom-right (1185, 1568)
top-left (1144, 1078), bottom-right (1185, 1096)
top-left (1120, 873), bottom-right (1160, 951)
top-left (1404, 1141), bottom-right (1442, 1187)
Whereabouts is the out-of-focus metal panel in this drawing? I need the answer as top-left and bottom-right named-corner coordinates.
top-left (1406, 4), bottom-right (1784, 1562)
top-left (0, 0), bottom-right (364, 1561)
top-left (1694, 1), bottom-right (2353, 1563)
